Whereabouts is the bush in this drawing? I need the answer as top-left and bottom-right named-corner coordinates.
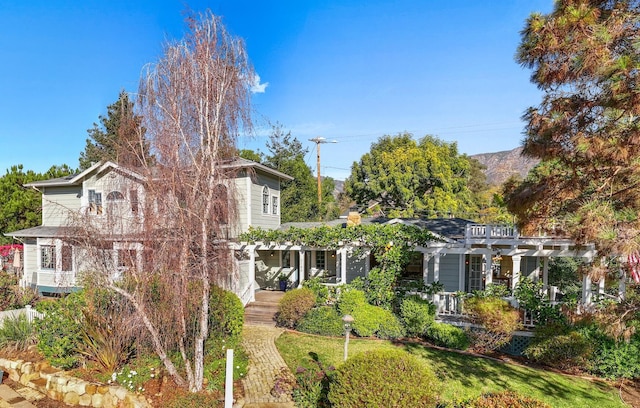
top-left (302, 277), bottom-right (330, 306)
top-left (524, 325), bottom-right (592, 370)
top-left (292, 360), bottom-right (334, 408)
top-left (276, 288), bottom-right (316, 328)
top-left (464, 296), bottom-right (520, 352)
top-left (0, 314), bottom-right (37, 351)
top-left (35, 291), bottom-right (86, 369)
top-left (328, 349), bottom-right (439, 408)
top-left (455, 391), bottom-right (551, 408)
top-left (338, 289), bottom-right (405, 339)
top-left (399, 295), bottom-right (435, 337)
top-left (205, 287), bottom-right (248, 390)
top-left (426, 322), bottom-right (470, 350)
top-left (297, 306), bottom-right (344, 337)
top-left (590, 336), bottom-right (640, 379)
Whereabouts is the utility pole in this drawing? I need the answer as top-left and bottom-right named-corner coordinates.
top-left (309, 137), bottom-right (337, 204)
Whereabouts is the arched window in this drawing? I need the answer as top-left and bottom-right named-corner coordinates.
top-left (262, 186), bottom-right (269, 214)
top-left (213, 184), bottom-right (228, 224)
top-left (106, 191), bottom-right (124, 201)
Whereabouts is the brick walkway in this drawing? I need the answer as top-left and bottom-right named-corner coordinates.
top-left (241, 290), bottom-right (295, 408)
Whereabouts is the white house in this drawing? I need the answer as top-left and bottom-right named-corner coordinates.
top-left (5, 159), bottom-right (293, 301)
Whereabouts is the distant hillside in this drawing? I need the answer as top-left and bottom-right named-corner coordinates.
top-left (471, 147), bottom-right (539, 186)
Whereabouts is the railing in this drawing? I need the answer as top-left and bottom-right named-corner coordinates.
top-left (238, 282), bottom-right (254, 306)
top-left (0, 305), bottom-right (44, 325)
top-left (466, 224), bottom-right (518, 240)
top-left (430, 291), bottom-right (538, 328)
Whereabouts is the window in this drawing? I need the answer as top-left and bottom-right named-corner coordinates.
top-left (88, 189), bottom-right (103, 215)
top-left (316, 251), bottom-right (326, 270)
top-left (41, 245), bottom-right (56, 270)
top-left (262, 186), bottom-right (269, 214)
top-left (272, 196), bottom-right (278, 215)
top-left (118, 249), bottom-right (137, 269)
top-left (106, 191), bottom-right (124, 201)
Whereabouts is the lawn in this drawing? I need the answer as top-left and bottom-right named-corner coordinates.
top-left (275, 331), bottom-right (627, 408)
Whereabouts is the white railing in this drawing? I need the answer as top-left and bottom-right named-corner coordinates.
top-left (238, 282), bottom-right (254, 306)
top-left (0, 305), bottom-right (44, 325)
top-left (466, 224), bottom-right (518, 240)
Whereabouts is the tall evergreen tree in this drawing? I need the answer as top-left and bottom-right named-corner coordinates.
top-left (79, 90), bottom-right (150, 170)
top-left (509, 0), bottom-right (640, 258)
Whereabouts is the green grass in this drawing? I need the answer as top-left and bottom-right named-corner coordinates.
top-left (275, 332), bottom-right (627, 408)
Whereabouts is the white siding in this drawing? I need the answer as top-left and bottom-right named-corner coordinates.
top-left (250, 172), bottom-right (281, 230)
top-left (24, 239), bottom-right (37, 287)
top-left (41, 186), bottom-right (82, 226)
top-left (346, 249), bottom-right (368, 282)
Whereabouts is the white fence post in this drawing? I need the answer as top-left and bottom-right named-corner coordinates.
top-left (225, 348), bottom-right (234, 408)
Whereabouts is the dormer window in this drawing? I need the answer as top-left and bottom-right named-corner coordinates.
top-left (262, 186), bottom-right (269, 214)
top-left (88, 190), bottom-right (103, 215)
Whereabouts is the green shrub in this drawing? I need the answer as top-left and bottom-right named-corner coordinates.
top-left (336, 288), bottom-right (368, 315)
top-left (292, 361), bottom-right (334, 408)
top-left (302, 277), bottom-right (330, 306)
top-left (276, 288), bottom-right (316, 328)
top-left (205, 287), bottom-right (248, 390)
top-left (425, 322), bottom-right (470, 350)
top-left (464, 296), bottom-right (520, 351)
top-left (524, 325), bottom-right (592, 370)
top-left (590, 338), bottom-right (640, 379)
top-left (328, 349), bottom-right (439, 408)
top-left (35, 291), bottom-right (86, 369)
top-left (337, 288), bottom-right (404, 339)
top-left (399, 295), bottom-right (435, 337)
top-left (297, 306), bottom-right (344, 337)
top-left (0, 314), bottom-right (37, 351)
top-left (77, 310), bottom-right (135, 373)
top-left (455, 390), bottom-right (551, 407)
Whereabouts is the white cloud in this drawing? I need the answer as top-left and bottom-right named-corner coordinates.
top-left (250, 74), bottom-right (268, 93)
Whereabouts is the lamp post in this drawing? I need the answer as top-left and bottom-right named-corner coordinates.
top-left (309, 137), bottom-right (337, 204)
top-left (342, 314), bottom-right (354, 361)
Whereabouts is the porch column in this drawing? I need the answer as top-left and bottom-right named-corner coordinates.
top-left (542, 257), bottom-right (549, 294)
top-left (423, 253), bottom-right (429, 285)
top-left (582, 274), bottom-right (592, 305)
top-left (598, 276), bottom-right (605, 296)
top-left (298, 250), bottom-right (306, 288)
top-left (484, 250), bottom-right (493, 286)
top-left (511, 255), bottom-right (522, 291)
top-left (341, 247), bottom-right (348, 284)
top-left (249, 246), bottom-right (256, 302)
top-left (458, 255), bottom-right (466, 291)
top-left (433, 253), bottom-right (441, 283)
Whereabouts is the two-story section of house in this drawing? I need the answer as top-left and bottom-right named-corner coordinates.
top-left (5, 159), bottom-right (293, 296)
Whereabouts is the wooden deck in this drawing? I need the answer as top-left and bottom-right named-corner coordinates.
top-left (244, 290), bottom-right (285, 326)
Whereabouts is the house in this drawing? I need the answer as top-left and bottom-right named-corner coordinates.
top-left (5, 159), bottom-right (292, 300)
top-left (238, 215), bottom-right (606, 307)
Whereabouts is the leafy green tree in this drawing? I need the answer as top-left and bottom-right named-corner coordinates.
top-left (345, 133), bottom-right (476, 218)
top-left (264, 124), bottom-right (338, 222)
top-left (508, 1), bottom-right (640, 260)
top-left (0, 164), bottom-right (75, 243)
top-left (238, 148), bottom-right (263, 163)
top-left (79, 90), bottom-right (150, 170)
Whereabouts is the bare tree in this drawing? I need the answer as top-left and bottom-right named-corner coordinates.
top-left (71, 11), bottom-right (254, 391)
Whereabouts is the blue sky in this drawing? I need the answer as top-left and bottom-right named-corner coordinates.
top-left (0, 0), bottom-right (552, 180)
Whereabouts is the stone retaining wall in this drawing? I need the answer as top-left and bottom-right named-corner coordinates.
top-left (0, 358), bottom-right (151, 408)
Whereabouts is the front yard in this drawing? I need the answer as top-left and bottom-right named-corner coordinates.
top-left (276, 331), bottom-right (628, 408)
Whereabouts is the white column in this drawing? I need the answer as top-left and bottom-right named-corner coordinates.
top-left (598, 277), bottom-right (605, 296)
top-left (582, 274), bottom-right (592, 305)
top-left (423, 253), bottom-right (430, 285)
top-left (511, 256), bottom-right (521, 291)
top-left (298, 250), bottom-right (306, 287)
top-left (542, 257), bottom-right (549, 294)
top-left (249, 247), bottom-right (256, 302)
top-left (484, 251), bottom-right (493, 286)
top-left (341, 247), bottom-right (348, 284)
top-left (458, 255), bottom-right (466, 291)
top-left (433, 253), bottom-right (440, 283)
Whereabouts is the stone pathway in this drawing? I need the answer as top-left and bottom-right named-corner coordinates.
top-left (0, 384), bottom-right (37, 408)
top-left (241, 290), bottom-right (295, 408)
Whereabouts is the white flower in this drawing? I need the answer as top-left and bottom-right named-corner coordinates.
top-left (150, 374), bottom-right (155, 378)
top-left (131, 370), bottom-right (137, 375)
